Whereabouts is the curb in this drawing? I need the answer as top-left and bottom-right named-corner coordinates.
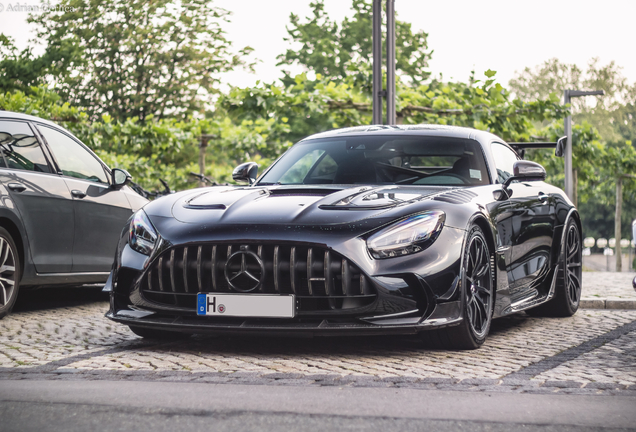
top-left (580, 298), bottom-right (636, 309)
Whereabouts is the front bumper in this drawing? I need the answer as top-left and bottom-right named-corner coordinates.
top-left (106, 224), bottom-right (466, 336)
top-left (106, 299), bottom-right (463, 337)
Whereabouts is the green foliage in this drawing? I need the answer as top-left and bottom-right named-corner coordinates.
top-left (509, 57), bottom-right (636, 143)
top-left (222, 70), bottom-right (567, 143)
top-left (0, 86), bottom-right (289, 191)
top-left (277, 0), bottom-right (432, 86)
top-left (0, 35), bottom-right (51, 93)
top-left (28, 0), bottom-right (254, 121)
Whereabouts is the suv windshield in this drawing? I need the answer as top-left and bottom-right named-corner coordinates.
top-left (258, 136), bottom-right (490, 186)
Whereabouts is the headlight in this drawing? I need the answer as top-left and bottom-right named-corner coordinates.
top-left (129, 210), bottom-right (157, 255)
top-left (366, 211), bottom-right (445, 259)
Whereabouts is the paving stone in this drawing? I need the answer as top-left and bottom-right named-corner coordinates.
top-left (0, 276), bottom-right (635, 395)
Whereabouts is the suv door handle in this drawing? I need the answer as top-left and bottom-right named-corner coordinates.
top-left (538, 192), bottom-right (548, 203)
top-left (7, 183), bottom-right (26, 192)
top-left (71, 189), bottom-right (86, 199)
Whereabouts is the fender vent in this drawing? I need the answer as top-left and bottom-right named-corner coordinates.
top-left (433, 190), bottom-right (477, 204)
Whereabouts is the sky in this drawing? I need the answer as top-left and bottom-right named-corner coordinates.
top-left (1, 0), bottom-right (635, 90)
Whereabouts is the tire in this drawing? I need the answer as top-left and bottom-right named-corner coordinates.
top-left (0, 227), bottom-right (20, 320)
top-left (128, 325), bottom-right (192, 340)
top-left (421, 225), bottom-right (494, 350)
top-left (526, 218), bottom-right (582, 317)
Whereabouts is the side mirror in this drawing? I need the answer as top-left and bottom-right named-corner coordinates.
top-left (502, 160), bottom-right (546, 188)
top-left (232, 162), bottom-right (259, 185)
top-left (112, 168), bottom-right (132, 188)
top-left (555, 136), bottom-right (566, 157)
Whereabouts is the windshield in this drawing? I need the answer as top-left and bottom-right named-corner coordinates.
top-left (258, 136), bottom-right (490, 186)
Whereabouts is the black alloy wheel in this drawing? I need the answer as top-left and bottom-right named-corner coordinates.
top-left (421, 226), bottom-right (493, 350)
top-left (564, 222), bottom-right (583, 309)
top-left (527, 218), bottom-right (582, 317)
top-left (464, 229), bottom-right (494, 340)
top-left (0, 227), bottom-right (20, 319)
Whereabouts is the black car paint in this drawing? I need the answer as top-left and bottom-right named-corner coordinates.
top-left (0, 111), bottom-right (147, 288)
top-left (107, 125), bottom-right (580, 335)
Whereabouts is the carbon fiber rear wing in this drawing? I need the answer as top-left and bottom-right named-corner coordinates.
top-left (508, 136), bottom-right (566, 159)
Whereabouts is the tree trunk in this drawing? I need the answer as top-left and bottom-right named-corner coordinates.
top-left (615, 176), bottom-right (623, 272)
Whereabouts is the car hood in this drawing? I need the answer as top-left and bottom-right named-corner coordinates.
top-left (170, 185), bottom-right (452, 226)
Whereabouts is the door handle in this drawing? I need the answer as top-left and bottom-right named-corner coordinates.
top-left (7, 183), bottom-right (26, 193)
top-left (538, 193), bottom-right (548, 203)
top-left (71, 189), bottom-right (86, 199)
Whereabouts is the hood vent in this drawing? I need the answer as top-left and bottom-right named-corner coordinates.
top-left (433, 189), bottom-right (477, 204)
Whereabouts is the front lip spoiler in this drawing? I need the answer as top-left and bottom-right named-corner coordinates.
top-left (106, 311), bottom-right (463, 337)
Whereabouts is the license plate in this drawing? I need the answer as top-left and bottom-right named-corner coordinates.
top-left (196, 293), bottom-right (295, 318)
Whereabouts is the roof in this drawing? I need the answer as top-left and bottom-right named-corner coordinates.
top-left (0, 110), bottom-right (61, 128)
top-left (301, 124), bottom-right (504, 143)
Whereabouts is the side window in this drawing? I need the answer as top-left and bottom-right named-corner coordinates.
top-left (38, 125), bottom-right (108, 184)
top-left (491, 142), bottom-right (519, 184)
top-left (0, 120), bottom-right (51, 172)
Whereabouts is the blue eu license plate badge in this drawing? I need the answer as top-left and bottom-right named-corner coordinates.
top-left (197, 293), bottom-right (206, 315)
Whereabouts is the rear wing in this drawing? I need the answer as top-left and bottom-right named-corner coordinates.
top-left (508, 136), bottom-right (566, 159)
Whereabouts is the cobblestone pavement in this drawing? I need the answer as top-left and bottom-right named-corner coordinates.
top-left (0, 274), bottom-right (635, 396)
top-left (582, 272), bottom-right (636, 300)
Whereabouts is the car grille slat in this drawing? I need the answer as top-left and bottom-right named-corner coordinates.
top-left (196, 246), bottom-right (203, 292)
top-left (183, 247), bottom-right (189, 293)
top-left (211, 245), bottom-right (217, 291)
top-left (140, 243), bottom-right (376, 313)
top-left (290, 246), bottom-right (297, 295)
top-left (273, 245), bottom-right (280, 293)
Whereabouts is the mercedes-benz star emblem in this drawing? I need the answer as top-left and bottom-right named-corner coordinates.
top-left (224, 251), bottom-right (264, 292)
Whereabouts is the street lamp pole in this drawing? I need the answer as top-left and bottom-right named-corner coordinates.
top-left (563, 89), bottom-right (604, 201)
top-left (372, 0), bottom-right (383, 125)
top-left (386, 0), bottom-right (396, 125)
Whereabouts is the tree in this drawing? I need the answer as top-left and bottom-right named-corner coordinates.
top-left (600, 142), bottom-right (636, 272)
top-left (0, 35), bottom-right (52, 92)
top-left (509, 57), bottom-right (636, 143)
top-left (29, 0), bottom-right (254, 121)
top-left (222, 70), bottom-right (566, 145)
top-left (276, 0), bottom-right (432, 86)
top-left (510, 58), bottom-right (636, 248)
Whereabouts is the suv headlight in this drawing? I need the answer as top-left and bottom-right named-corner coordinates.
top-left (129, 210), bottom-right (157, 255)
top-left (366, 211), bottom-right (445, 259)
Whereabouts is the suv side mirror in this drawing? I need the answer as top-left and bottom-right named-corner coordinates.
top-left (502, 160), bottom-right (546, 188)
top-left (232, 162), bottom-right (259, 185)
top-left (112, 168), bottom-right (132, 188)
top-left (555, 136), bottom-right (566, 157)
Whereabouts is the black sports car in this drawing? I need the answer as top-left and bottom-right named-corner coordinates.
top-left (106, 125), bottom-right (582, 349)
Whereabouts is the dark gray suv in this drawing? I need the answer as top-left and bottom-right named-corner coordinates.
top-left (0, 111), bottom-right (148, 318)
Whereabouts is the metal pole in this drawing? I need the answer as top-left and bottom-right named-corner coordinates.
top-left (372, 0), bottom-right (383, 125)
top-left (564, 90), bottom-right (573, 200)
top-left (386, 0), bottom-right (396, 125)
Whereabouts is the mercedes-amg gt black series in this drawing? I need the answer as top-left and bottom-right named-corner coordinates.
top-left (0, 111), bottom-right (147, 319)
top-left (106, 125), bottom-right (582, 349)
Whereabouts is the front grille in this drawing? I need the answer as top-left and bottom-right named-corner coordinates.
top-left (140, 243), bottom-right (376, 314)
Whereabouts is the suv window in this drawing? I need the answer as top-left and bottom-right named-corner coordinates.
top-left (491, 142), bottom-right (519, 184)
top-left (0, 120), bottom-right (51, 172)
top-left (38, 125), bottom-right (108, 184)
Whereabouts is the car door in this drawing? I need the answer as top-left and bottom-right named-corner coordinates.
top-left (36, 124), bottom-right (133, 273)
top-left (491, 142), bottom-right (555, 301)
top-left (0, 120), bottom-right (75, 273)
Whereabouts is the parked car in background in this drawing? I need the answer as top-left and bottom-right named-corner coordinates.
top-left (107, 125), bottom-right (581, 350)
top-left (0, 111), bottom-right (148, 318)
